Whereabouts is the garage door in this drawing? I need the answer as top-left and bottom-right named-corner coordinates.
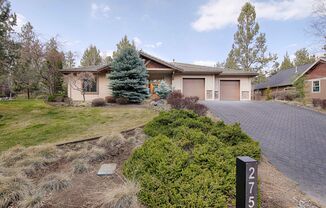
top-left (183, 78), bottom-right (205, 100)
top-left (220, 80), bottom-right (240, 101)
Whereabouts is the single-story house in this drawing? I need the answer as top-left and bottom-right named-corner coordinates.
top-left (61, 51), bottom-right (257, 101)
top-left (253, 57), bottom-right (326, 101)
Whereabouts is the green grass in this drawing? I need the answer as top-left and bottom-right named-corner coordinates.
top-left (0, 100), bottom-right (157, 152)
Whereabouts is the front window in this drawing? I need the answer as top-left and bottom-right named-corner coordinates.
top-left (312, 80), bottom-right (320, 93)
top-left (83, 76), bottom-right (97, 93)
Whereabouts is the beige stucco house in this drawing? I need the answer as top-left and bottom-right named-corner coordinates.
top-left (61, 51), bottom-right (257, 101)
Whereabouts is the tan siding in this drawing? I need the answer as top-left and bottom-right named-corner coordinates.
top-left (306, 63), bottom-right (326, 80)
top-left (68, 72), bottom-right (111, 101)
top-left (305, 79), bottom-right (326, 100)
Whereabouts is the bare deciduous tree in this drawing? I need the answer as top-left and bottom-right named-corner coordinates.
top-left (64, 72), bottom-right (95, 102)
top-left (311, 0), bottom-right (326, 52)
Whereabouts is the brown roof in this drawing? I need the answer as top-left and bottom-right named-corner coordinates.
top-left (220, 70), bottom-right (258, 76)
top-left (171, 62), bottom-right (222, 74)
top-left (60, 65), bottom-right (110, 73)
top-left (139, 50), bottom-right (183, 72)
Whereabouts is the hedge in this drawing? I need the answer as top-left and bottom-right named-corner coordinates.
top-left (123, 110), bottom-right (260, 208)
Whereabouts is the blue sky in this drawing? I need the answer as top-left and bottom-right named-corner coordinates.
top-left (10, 0), bottom-right (323, 67)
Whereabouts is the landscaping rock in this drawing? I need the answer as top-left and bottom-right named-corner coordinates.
top-left (97, 163), bottom-right (117, 176)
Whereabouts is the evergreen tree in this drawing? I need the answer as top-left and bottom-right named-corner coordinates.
top-left (112, 35), bottom-right (135, 58)
top-left (80, 45), bottom-right (102, 66)
top-left (103, 55), bottom-right (113, 65)
top-left (225, 45), bottom-right (238, 70)
top-left (109, 45), bottom-right (148, 103)
top-left (155, 81), bottom-right (171, 99)
top-left (279, 52), bottom-right (294, 70)
top-left (227, 2), bottom-right (275, 72)
top-left (293, 48), bottom-right (316, 66)
top-left (15, 22), bottom-right (42, 98)
top-left (0, 0), bottom-right (19, 97)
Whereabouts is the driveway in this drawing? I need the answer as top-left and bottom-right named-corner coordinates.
top-left (204, 101), bottom-right (326, 203)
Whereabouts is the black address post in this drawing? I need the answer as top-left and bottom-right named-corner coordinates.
top-left (236, 156), bottom-right (258, 208)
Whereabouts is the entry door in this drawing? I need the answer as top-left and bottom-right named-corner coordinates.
top-left (183, 78), bottom-right (205, 100)
top-left (220, 80), bottom-right (240, 101)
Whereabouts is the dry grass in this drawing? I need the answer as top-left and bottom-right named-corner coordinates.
top-left (0, 175), bottom-right (33, 208)
top-left (40, 173), bottom-right (71, 193)
top-left (72, 160), bottom-right (89, 174)
top-left (18, 190), bottom-right (44, 208)
top-left (94, 180), bottom-right (141, 208)
top-left (87, 147), bottom-right (107, 163)
top-left (97, 133), bottom-right (126, 157)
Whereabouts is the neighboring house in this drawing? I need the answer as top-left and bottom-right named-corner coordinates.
top-left (61, 51), bottom-right (257, 101)
top-left (253, 57), bottom-right (326, 101)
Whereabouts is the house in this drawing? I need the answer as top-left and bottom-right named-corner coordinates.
top-left (61, 51), bottom-right (257, 101)
top-left (253, 57), bottom-right (326, 101)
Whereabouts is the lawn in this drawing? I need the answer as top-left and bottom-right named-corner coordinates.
top-left (0, 99), bottom-right (157, 152)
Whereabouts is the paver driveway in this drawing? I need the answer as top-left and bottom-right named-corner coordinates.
top-left (204, 101), bottom-right (326, 203)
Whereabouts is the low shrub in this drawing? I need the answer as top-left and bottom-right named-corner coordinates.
top-left (97, 134), bottom-right (126, 156)
top-left (271, 90), bottom-right (299, 101)
top-left (91, 98), bottom-right (106, 107)
top-left (167, 91), bottom-right (208, 116)
top-left (47, 94), bottom-right (65, 102)
top-left (40, 173), bottom-right (71, 193)
top-left (312, 98), bottom-right (321, 107)
top-left (124, 110), bottom-right (260, 207)
top-left (116, 97), bottom-right (129, 105)
top-left (105, 96), bottom-right (116, 103)
top-left (87, 147), bottom-right (107, 163)
top-left (322, 99), bottom-right (326, 109)
top-left (167, 90), bottom-right (183, 104)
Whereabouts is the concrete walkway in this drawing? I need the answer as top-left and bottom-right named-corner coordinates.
top-left (204, 101), bottom-right (326, 204)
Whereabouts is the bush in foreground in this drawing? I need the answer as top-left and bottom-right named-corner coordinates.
top-left (124, 110), bottom-right (260, 207)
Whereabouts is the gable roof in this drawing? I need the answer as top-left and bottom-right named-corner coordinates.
top-left (293, 57), bottom-right (326, 82)
top-left (139, 50), bottom-right (183, 72)
top-left (254, 63), bottom-right (312, 90)
top-left (60, 65), bottom-right (110, 73)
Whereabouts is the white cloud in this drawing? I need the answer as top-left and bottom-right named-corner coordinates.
top-left (14, 13), bottom-right (28, 32)
top-left (91, 3), bottom-right (111, 18)
top-left (144, 41), bottom-right (163, 48)
top-left (133, 37), bottom-right (142, 47)
top-left (193, 60), bottom-right (216, 66)
top-left (192, 0), bottom-right (314, 32)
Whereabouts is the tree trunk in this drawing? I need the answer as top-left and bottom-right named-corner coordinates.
top-left (27, 88), bottom-right (30, 99)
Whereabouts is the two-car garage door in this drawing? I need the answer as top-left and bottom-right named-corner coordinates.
top-left (182, 79), bottom-right (240, 101)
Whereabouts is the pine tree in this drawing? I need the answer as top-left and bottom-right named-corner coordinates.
top-left (112, 35), bottom-right (135, 58)
top-left (155, 81), bottom-right (171, 99)
top-left (293, 48), bottom-right (316, 66)
top-left (227, 2), bottom-right (275, 72)
top-left (279, 52), bottom-right (294, 70)
top-left (109, 45), bottom-right (148, 103)
top-left (80, 45), bottom-right (102, 66)
top-left (225, 45), bottom-right (238, 70)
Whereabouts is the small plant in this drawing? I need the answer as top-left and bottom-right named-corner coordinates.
top-left (105, 96), bottom-right (116, 103)
top-left (312, 98), bottom-right (321, 107)
top-left (116, 97), bottom-right (129, 105)
top-left (18, 190), bottom-right (44, 208)
top-left (40, 173), bottom-right (71, 193)
top-left (0, 175), bottom-right (33, 207)
top-left (91, 98), bottom-right (106, 107)
top-left (155, 81), bottom-right (172, 99)
top-left (95, 180), bottom-right (140, 208)
top-left (187, 103), bottom-right (208, 116)
top-left (87, 147), bottom-right (107, 162)
top-left (167, 90), bottom-right (183, 104)
top-left (97, 134), bottom-right (126, 156)
top-left (72, 160), bottom-right (89, 174)
top-left (321, 99), bottom-right (326, 109)
top-left (265, 88), bottom-right (272, 100)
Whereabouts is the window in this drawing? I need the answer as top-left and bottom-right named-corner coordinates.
top-left (83, 76), bottom-right (97, 93)
top-left (312, 80), bottom-right (320, 93)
